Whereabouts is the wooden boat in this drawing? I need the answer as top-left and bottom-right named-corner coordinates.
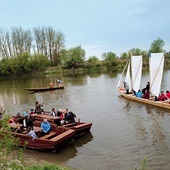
top-left (25, 86), bottom-right (64, 92)
top-left (9, 122), bottom-right (75, 152)
top-left (117, 53), bottom-right (170, 110)
top-left (118, 88), bottom-right (170, 110)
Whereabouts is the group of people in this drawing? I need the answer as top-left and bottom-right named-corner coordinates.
top-left (49, 108), bottom-right (76, 125)
top-left (13, 110), bottom-right (37, 139)
top-left (123, 81), bottom-right (170, 101)
top-left (134, 82), bottom-right (150, 99)
top-left (157, 90), bottom-right (170, 101)
top-left (12, 110), bottom-right (52, 139)
top-left (9, 98), bottom-right (77, 139)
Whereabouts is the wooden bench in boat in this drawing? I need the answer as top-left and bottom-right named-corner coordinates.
top-left (50, 130), bottom-right (73, 141)
top-left (39, 131), bottom-right (56, 140)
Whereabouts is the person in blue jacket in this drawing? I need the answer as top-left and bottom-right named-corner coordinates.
top-left (41, 118), bottom-right (51, 136)
top-left (136, 89), bottom-right (143, 98)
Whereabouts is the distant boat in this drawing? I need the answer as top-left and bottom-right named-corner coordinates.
top-left (117, 53), bottom-right (170, 110)
top-left (25, 86), bottom-right (64, 92)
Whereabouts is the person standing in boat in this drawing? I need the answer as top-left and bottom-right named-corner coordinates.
top-left (57, 79), bottom-right (63, 87)
top-left (35, 101), bottom-right (44, 114)
top-left (123, 81), bottom-right (129, 94)
top-left (142, 82), bottom-right (150, 94)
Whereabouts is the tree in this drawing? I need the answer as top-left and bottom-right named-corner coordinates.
top-left (64, 45), bottom-right (85, 68)
top-left (128, 48), bottom-right (142, 56)
top-left (120, 52), bottom-right (128, 59)
top-left (0, 27), bottom-right (33, 58)
top-left (150, 38), bottom-right (165, 53)
top-left (33, 27), bottom-right (65, 66)
top-left (88, 56), bottom-right (99, 63)
top-left (102, 52), bottom-right (118, 67)
top-left (11, 27), bottom-right (33, 56)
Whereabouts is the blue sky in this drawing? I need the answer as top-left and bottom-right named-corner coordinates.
top-left (0, 0), bottom-right (170, 59)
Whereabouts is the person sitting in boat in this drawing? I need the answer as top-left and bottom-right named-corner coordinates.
top-left (15, 113), bottom-right (24, 124)
top-left (50, 108), bottom-right (57, 116)
top-left (16, 124), bottom-right (23, 133)
top-left (30, 109), bottom-right (35, 116)
top-left (123, 81), bottom-right (129, 94)
top-left (136, 89), bottom-right (143, 98)
top-left (60, 109), bottom-right (66, 125)
top-left (27, 126), bottom-right (38, 140)
top-left (166, 90), bottom-right (170, 99)
top-left (41, 118), bottom-right (51, 136)
top-left (50, 82), bottom-right (53, 89)
top-left (57, 79), bottom-right (63, 87)
top-left (158, 91), bottom-right (167, 101)
top-left (142, 82), bottom-right (150, 94)
top-left (26, 112), bottom-right (35, 130)
top-left (57, 108), bottom-right (62, 117)
top-left (23, 110), bottom-right (29, 117)
top-left (65, 109), bottom-right (76, 124)
top-left (143, 89), bottom-right (150, 99)
top-left (35, 101), bottom-right (44, 114)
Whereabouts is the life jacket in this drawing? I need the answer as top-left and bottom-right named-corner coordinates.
top-left (9, 118), bottom-right (14, 123)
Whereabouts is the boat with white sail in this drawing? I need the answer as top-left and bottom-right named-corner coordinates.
top-left (117, 53), bottom-right (170, 110)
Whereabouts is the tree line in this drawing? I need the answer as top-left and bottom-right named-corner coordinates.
top-left (0, 26), bottom-right (170, 75)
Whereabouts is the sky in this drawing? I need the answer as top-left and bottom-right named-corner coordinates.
top-left (0, 0), bottom-right (170, 59)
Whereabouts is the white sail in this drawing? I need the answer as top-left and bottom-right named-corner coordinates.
top-left (125, 62), bottom-right (132, 91)
top-left (131, 55), bottom-right (142, 92)
top-left (150, 53), bottom-right (164, 97)
top-left (117, 61), bottom-right (128, 88)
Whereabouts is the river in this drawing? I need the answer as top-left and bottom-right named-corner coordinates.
top-left (0, 70), bottom-right (170, 170)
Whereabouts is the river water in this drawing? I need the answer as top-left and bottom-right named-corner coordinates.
top-left (0, 70), bottom-right (170, 170)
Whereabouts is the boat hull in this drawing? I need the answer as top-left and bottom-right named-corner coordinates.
top-left (11, 127), bottom-right (75, 152)
top-left (25, 86), bottom-right (64, 92)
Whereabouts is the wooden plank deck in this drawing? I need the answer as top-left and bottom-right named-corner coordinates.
top-left (40, 132), bottom-right (56, 140)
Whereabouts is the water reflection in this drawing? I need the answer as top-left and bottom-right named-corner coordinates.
top-left (146, 106), bottom-right (169, 152)
top-left (123, 99), bottom-right (169, 155)
top-left (25, 132), bottom-right (93, 163)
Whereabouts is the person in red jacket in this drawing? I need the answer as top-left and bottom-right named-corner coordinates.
top-left (166, 90), bottom-right (170, 99)
top-left (158, 91), bottom-right (167, 101)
